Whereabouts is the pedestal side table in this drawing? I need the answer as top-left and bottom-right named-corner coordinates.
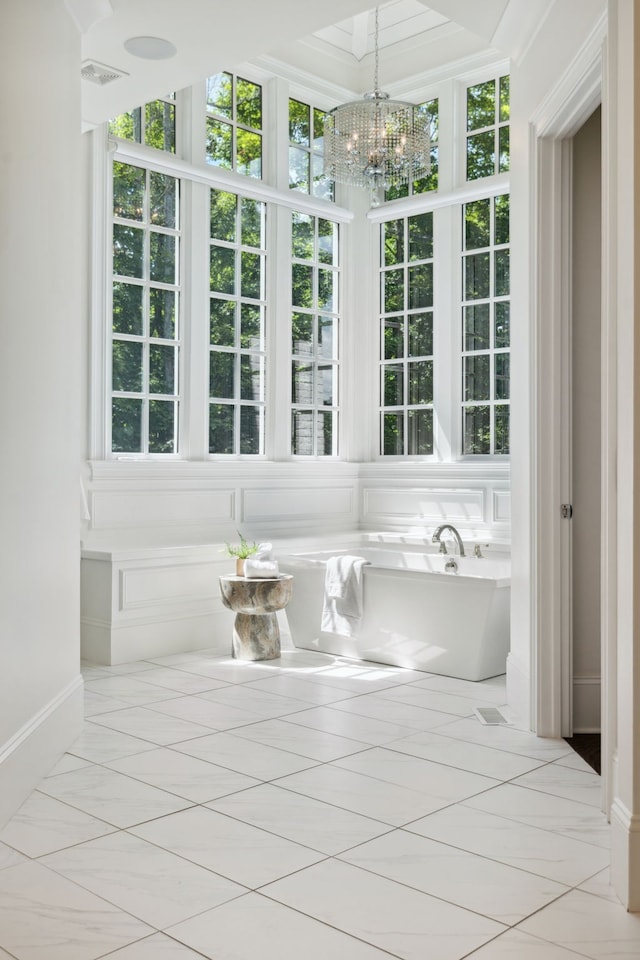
top-left (219, 574), bottom-right (293, 661)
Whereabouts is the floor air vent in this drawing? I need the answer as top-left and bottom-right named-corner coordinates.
top-left (473, 706), bottom-right (512, 725)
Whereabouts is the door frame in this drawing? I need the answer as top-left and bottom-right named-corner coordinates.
top-left (531, 39), bottom-right (609, 807)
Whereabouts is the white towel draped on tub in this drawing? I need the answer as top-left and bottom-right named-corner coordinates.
top-left (321, 555), bottom-right (368, 637)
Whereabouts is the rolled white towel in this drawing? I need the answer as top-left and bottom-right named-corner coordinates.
top-left (244, 557), bottom-right (279, 578)
top-left (253, 542), bottom-right (273, 561)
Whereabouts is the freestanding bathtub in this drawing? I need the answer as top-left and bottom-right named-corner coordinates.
top-left (278, 547), bottom-right (510, 681)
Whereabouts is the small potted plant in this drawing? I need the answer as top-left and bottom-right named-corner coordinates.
top-left (225, 532), bottom-right (259, 577)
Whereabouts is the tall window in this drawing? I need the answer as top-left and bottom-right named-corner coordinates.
top-left (109, 94), bottom-right (176, 153)
top-left (291, 213), bottom-right (340, 456)
top-left (206, 73), bottom-right (263, 178)
top-left (111, 162), bottom-right (181, 453)
top-left (209, 190), bottom-right (267, 455)
top-left (288, 98), bottom-right (334, 201)
top-left (385, 98), bottom-right (439, 201)
top-left (379, 214), bottom-right (434, 455)
top-left (461, 194), bottom-right (510, 454)
top-left (466, 76), bottom-right (509, 180)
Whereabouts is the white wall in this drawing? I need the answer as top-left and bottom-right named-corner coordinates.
top-left (0, 0), bottom-right (84, 828)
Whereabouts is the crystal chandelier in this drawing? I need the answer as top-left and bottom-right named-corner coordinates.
top-left (323, 6), bottom-right (431, 205)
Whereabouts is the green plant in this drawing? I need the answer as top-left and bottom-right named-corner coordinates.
top-left (225, 532), bottom-right (259, 559)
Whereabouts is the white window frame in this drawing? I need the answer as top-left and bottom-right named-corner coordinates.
top-left (290, 211), bottom-right (342, 457)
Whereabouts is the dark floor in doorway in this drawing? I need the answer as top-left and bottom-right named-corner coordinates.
top-left (564, 734), bottom-right (601, 775)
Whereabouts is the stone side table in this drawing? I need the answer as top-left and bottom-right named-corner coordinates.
top-left (219, 574), bottom-right (293, 661)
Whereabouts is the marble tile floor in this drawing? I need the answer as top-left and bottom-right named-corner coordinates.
top-left (0, 647), bottom-right (636, 960)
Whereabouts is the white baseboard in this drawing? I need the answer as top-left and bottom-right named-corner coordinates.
top-left (0, 676), bottom-right (84, 831)
top-left (610, 797), bottom-right (640, 910)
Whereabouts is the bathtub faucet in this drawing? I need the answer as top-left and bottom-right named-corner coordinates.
top-left (431, 524), bottom-right (465, 557)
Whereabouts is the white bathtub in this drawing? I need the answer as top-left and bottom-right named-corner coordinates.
top-left (278, 547), bottom-right (510, 681)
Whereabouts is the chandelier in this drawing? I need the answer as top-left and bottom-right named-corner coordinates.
top-left (323, 6), bottom-right (431, 204)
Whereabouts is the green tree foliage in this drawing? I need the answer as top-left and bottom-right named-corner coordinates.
top-left (206, 74), bottom-right (262, 178)
top-left (109, 99), bottom-right (175, 153)
top-left (466, 77), bottom-right (509, 180)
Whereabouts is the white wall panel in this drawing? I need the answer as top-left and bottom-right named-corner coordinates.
top-left (493, 489), bottom-right (512, 522)
top-left (119, 562), bottom-right (220, 610)
top-left (242, 485), bottom-right (355, 521)
top-left (362, 487), bottom-right (485, 524)
top-left (90, 489), bottom-right (235, 530)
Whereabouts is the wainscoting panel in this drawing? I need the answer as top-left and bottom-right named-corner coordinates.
top-left (90, 489), bottom-right (235, 531)
top-left (362, 487), bottom-right (485, 524)
top-left (243, 485), bottom-right (355, 522)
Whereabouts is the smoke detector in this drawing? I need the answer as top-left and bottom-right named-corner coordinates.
top-left (81, 60), bottom-right (128, 86)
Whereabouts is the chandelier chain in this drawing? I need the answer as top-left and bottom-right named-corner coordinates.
top-left (373, 6), bottom-right (380, 95)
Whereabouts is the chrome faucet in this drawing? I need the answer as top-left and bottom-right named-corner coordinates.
top-left (431, 524), bottom-right (465, 557)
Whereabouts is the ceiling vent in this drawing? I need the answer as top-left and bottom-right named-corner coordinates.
top-left (81, 60), bottom-right (128, 85)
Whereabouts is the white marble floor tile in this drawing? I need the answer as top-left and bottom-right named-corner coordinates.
top-left (339, 828), bottom-right (569, 925)
top-left (128, 666), bottom-right (231, 695)
top-left (376, 683), bottom-right (502, 718)
top-left (167, 891), bottom-right (396, 960)
top-left (291, 665), bottom-right (418, 694)
top-left (464, 782), bottom-right (610, 848)
top-left (38, 764), bottom-right (192, 828)
top-left (510, 763), bottom-right (603, 808)
top-left (431, 716), bottom-right (574, 761)
top-left (463, 929), bottom-right (595, 958)
top-left (104, 747), bottom-right (260, 802)
top-left (0, 790), bottom-right (116, 857)
top-left (517, 888), bottom-right (640, 960)
top-left (44, 753), bottom-right (93, 777)
top-left (196, 684), bottom-right (311, 720)
top-left (0, 859), bottom-right (152, 960)
top-left (389, 729), bottom-right (545, 780)
top-left (578, 869), bottom-right (621, 904)
top-left (329, 693), bottom-right (457, 731)
top-left (146, 652), bottom-right (213, 666)
top-left (283, 705), bottom-right (416, 745)
top-left (41, 831), bottom-right (246, 930)
top-left (174, 659), bottom-right (280, 683)
top-left (334, 747), bottom-right (499, 810)
top-left (274, 763), bottom-right (456, 826)
top-left (408, 803), bottom-right (610, 886)
top-left (84, 690), bottom-right (131, 716)
top-left (100, 933), bottom-right (207, 958)
top-left (131, 805), bottom-right (324, 888)
top-left (208, 782), bottom-right (391, 854)
top-left (243, 674), bottom-right (354, 705)
top-left (87, 661), bottom-right (159, 676)
top-left (262, 858), bottom-right (505, 960)
top-left (555, 749), bottom-right (598, 774)
top-left (88, 707), bottom-right (214, 745)
top-left (227, 717), bottom-right (368, 762)
top-left (410, 673), bottom-right (508, 703)
top-left (0, 840), bottom-right (27, 871)
top-left (81, 663), bottom-right (113, 679)
top-left (146, 694), bottom-right (265, 730)
top-left (67, 723), bottom-right (158, 764)
top-left (83, 675), bottom-right (183, 706)
top-left (172, 730), bottom-right (320, 780)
